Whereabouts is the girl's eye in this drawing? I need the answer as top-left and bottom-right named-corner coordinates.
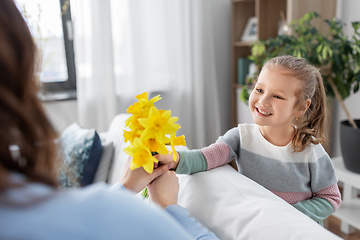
top-left (256, 88), bottom-right (263, 93)
top-left (274, 95), bottom-right (283, 99)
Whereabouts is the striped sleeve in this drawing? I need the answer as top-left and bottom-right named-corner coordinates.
top-left (202, 126), bottom-right (241, 170)
top-left (292, 182), bottom-right (341, 223)
top-left (292, 197), bottom-right (335, 222)
top-left (175, 143), bottom-right (230, 174)
top-left (176, 150), bottom-right (207, 175)
top-left (176, 143), bottom-right (231, 174)
top-left (314, 183), bottom-right (342, 211)
top-left (309, 152), bottom-right (341, 211)
top-left (175, 127), bottom-right (241, 174)
top-left (200, 142), bottom-right (230, 170)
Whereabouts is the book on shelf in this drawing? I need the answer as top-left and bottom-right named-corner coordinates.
top-left (237, 57), bottom-right (250, 85)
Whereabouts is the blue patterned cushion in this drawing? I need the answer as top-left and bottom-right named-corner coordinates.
top-left (59, 123), bottom-right (102, 188)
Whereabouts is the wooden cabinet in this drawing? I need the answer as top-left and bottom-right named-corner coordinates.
top-left (231, 0), bottom-right (337, 127)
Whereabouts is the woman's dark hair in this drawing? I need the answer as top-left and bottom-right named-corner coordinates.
top-left (0, 0), bottom-right (59, 190)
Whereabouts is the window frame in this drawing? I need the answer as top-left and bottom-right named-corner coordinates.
top-left (39, 0), bottom-right (76, 101)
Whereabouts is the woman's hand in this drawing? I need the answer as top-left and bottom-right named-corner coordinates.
top-left (147, 170), bottom-right (179, 209)
top-left (120, 157), bottom-right (174, 193)
top-left (154, 151), bottom-right (180, 170)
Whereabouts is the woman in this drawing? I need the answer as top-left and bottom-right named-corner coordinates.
top-left (0, 0), bottom-right (218, 239)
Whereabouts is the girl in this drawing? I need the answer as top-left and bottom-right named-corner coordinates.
top-left (157, 55), bottom-right (341, 225)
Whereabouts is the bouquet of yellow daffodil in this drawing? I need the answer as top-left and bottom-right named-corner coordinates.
top-left (123, 92), bottom-right (186, 197)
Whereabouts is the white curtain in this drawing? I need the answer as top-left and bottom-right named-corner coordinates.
top-left (71, 0), bottom-right (231, 148)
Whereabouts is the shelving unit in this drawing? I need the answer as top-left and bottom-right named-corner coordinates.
top-left (231, 0), bottom-right (337, 126)
top-left (331, 157), bottom-right (360, 234)
top-left (231, 0), bottom-right (286, 126)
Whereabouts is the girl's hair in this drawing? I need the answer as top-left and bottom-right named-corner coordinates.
top-left (262, 55), bottom-right (327, 152)
top-left (0, 0), bottom-right (59, 190)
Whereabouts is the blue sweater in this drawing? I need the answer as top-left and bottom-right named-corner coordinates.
top-left (0, 173), bottom-right (218, 240)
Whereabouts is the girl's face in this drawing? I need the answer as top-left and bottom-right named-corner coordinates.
top-left (249, 68), bottom-right (305, 129)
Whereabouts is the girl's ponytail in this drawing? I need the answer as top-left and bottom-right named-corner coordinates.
top-left (292, 71), bottom-right (327, 152)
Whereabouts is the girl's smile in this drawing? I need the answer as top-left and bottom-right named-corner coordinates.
top-left (255, 107), bottom-right (272, 117)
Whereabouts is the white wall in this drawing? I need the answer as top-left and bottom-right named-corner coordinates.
top-left (331, 0), bottom-right (360, 157)
top-left (209, 0), bottom-right (232, 139)
top-left (43, 100), bottom-right (78, 134)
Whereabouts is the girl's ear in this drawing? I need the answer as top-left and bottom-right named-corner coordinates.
top-left (296, 99), bottom-right (311, 117)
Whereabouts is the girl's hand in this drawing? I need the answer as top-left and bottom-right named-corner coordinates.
top-left (155, 151), bottom-right (180, 170)
top-left (120, 157), bottom-right (174, 193)
top-left (147, 170), bottom-right (179, 209)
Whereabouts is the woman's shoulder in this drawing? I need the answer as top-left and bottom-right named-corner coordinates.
top-left (1, 179), bottom-right (139, 220)
top-left (0, 179), bottom-right (189, 239)
top-left (56, 183), bottom-right (158, 220)
top-left (48, 183), bottom-right (193, 239)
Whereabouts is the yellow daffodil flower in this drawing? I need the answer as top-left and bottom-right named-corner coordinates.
top-left (125, 115), bottom-right (144, 131)
top-left (123, 138), bottom-right (158, 173)
top-left (123, 130), bottom-right (141, 143)
top-left (123, 92), bottom-right (185, 176)
top-left (169, 133), bottom-right (186, 161)
top-left (126, 102), bottom-right (143, 116)
top-left (135, 92), bottom-right (148, 101)
top-left (136, 92), bottom-right (161, 110)
top-left (138, 106), bottom-right (180, 144)
top-left (143, 138), bottom-right (168, 155)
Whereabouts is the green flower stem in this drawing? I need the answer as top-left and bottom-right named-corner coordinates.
top-left (141, 152), bottom-right (157, 199)
top-left (141, 187), bottom-right (149, 199)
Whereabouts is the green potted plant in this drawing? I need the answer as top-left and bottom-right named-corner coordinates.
top-left (243, 12), bottom-right (360, 173)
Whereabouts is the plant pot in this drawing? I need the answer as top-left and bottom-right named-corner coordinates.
top-left (340, 120), bottom-right (360, 174)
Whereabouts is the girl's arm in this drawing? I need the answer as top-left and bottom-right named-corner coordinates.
top-left (293, 152), bottom-right (342, 223)
top-left (292, 182), bottom-right (341, 223)
top-left (292, 197), bottom-right (333, 224)
top-left (157, 127), bottom-right (241, 175)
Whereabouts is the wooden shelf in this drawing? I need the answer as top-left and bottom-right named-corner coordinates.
top-left (234, 83), bottom-right (247, 88)
top-left (231, 0), bottom-right (285, 126)
top-left (233, 0), bottom-right (254, 3)
top-left (233, 41), bottom-right (253, 47)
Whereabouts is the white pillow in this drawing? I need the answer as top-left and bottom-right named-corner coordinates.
top-left (178, 164), bottom-right (341, 240)
top-left (93, 141), bottom-right (115, 183)
top-left (105, 114), bottom-right (131, 185)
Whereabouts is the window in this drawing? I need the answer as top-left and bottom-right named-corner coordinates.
top-left (16, 0), bottom-right (76, 101)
